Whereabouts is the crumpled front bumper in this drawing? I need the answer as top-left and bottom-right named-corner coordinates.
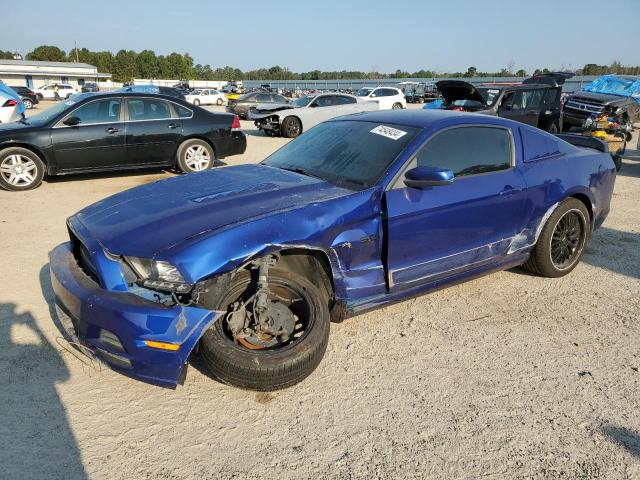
top-left (49, 242), bottom-right (223, 388)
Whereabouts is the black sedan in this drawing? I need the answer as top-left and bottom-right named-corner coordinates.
top-left (9, 86), bottom-right (39, 109)
top-left (227, 92), bottom-right (289, 119)
top-left (0, 92), bottom-right (246, 191)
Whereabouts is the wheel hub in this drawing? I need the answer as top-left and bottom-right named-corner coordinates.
top-left (235, 301), bottom-right (296, 350)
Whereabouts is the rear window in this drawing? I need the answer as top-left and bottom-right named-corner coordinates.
top-left (262, 120), bottom-right (420, 190)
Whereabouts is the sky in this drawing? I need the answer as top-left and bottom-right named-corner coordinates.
top-left (3, 0), bottom-right (640, 73)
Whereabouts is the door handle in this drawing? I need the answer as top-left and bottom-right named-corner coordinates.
top-left (105, 127), bottom-right (119, 134)
top-left (499, 185), bottom-right (523, 196)
top-left (167, 123), bottom-right (178, 129)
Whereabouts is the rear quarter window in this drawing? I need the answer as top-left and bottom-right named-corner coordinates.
top-left (520, 125), bottom-right (566, 162)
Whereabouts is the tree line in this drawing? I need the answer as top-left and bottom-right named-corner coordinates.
top-left (3, 46), bottom-right (640, 82)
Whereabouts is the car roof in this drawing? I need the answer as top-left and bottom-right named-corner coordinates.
top-left (69, 91), bottom-right (189, 103)
top-left (334, 109), bottom-right (522, 130)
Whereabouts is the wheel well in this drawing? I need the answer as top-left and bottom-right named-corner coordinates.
top-left (569, 193), bottom-right (593, 224)
top-left (0, 143), bottom-right (48, 168)
top-left (276, 249), bottom-right (334, 298)
top-left (179, 136), bottom-right (217, 159)
top-left (282, 115), bottom-right (302, 130)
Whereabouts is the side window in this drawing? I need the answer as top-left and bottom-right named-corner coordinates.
top-left (271, 94), bottom-right (286, 103)
top-left (334, 95), bottom-right (356, 105)
top-left (66, 99), bottom-right (121, 125)
top-left (414, 127), bottom-right (512, 178)
top-left (543, 89), bottom-right (560, 108)
top-left (313, 96), bottom-right (334, 107)
top-left (256, 93), bottom-right (271, 102)
top-left (127, 98), bottom-right (172, 121)
top-left (370, 89), bottom-right (380, 98)
top-left (173, 103), bottom-right (192, 118)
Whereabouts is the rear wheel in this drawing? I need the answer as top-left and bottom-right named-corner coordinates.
top-left (176, 139), bottom-right (215, 173)
top-left (281, 116), bottom-right (302, 138)
top-left (392, 102), bottom-right (403, 110)
top-left (193, 99), bottom-right (200, 106)
top-left (200, 268), bottom-right (330, 390)
top-left (0, 147), bottom-right (45, 191)
top-left (217, 98), bottom-right (224, 106)
top-left (523, 198), bottom-right (589, 277)
top-left (548, 121), bottom-right (559, 134)
top-left (22, 98), bottom-right (33, 109)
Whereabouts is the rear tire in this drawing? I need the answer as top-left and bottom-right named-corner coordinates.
top-left (281, 116), bottom-right (302, 138)
top-left (22, 98), bottom-right (33, 109)
top-left (193, 99), bottom-right (200, 106)
top-left (199, 268), bottom-right (330, 390)
top-left (0, 147), bottom-right (45, 191)
top-left (548, 121), bottom-right (559, 134)
top-left (217, 98), bottom-right (224, 106)
top-left (522, 198), bottom-right (590, 278)
top-left (176, 139), bottom-right (215, 173)
top-left (392, 102), bottom-right (403, 110)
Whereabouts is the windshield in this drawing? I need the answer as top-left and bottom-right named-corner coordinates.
top-left (262, 120), bottom-right (420, 190)
top-left (356, 88), bottom-right (373, 97)
top-left (293, 95), bottom-right (314, 107)
top-left (477, 87), bottom-right (502, 106)
top-left (24, 99), bottom-right (78, 125)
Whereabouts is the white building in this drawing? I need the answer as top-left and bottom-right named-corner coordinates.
top-left (0, 59), bottom-right (112, 90)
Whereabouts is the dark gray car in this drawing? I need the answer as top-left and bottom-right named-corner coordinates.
top-left (227, 92), bottom-right (289, 119)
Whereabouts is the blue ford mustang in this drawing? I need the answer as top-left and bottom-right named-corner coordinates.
top-left (49, 110), bottom-right (616, 390)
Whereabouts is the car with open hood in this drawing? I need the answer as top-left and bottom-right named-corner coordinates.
top-left (249, 92), bottom-right (377, 137)
top-left (49, 109), bottom-right (616, 391)
top-left (435, 73), bottom-right (573, 133)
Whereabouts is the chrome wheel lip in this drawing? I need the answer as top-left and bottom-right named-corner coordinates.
top-left (0, 154), bottom-right (38, 186)
top-left (184, 144), bottom-right (211, 171)
top-left (549, 208), bottom-right (587, 270)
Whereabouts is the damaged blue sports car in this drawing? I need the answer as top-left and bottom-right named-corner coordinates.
top-left (49, 110), bottom-right (616, 390)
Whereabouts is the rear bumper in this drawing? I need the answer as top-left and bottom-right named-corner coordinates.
top-left (49, 242), bottom-right (223, 388)
top-left (216, 131), bottom-right (247, 159)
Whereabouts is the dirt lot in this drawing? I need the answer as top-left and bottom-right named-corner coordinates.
top-left (0, 103), bottom-right (638, 479)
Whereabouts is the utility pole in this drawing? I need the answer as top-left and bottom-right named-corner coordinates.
top-left (74, 41), bottom-right (79, 63)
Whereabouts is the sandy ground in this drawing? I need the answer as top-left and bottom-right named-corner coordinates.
top-left (0, 103), bottom-right (639, 480)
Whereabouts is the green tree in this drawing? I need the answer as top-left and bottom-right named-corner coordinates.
top-left (515, 69), bottom-right (527, 77)
top-left (26, 45), bottom-right (66, 62)
top-left (0, 50), bottom-right (17, 60)
top-left (113, 50), bottom-right (137, 82)
top-left (136, 50), bottom-right (160, 79)
top-left (464, 66), bottom-right (477, 78)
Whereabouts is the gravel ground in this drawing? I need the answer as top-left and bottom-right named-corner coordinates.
top-left (0, 103), bottom-right (638, 480)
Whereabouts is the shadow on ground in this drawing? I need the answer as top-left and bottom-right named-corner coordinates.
top-left (0, 299), bottom-right (87, 479)
top-left (583, 227), bottom-right (640, 280)
top-left (602, 425), bottom-right (640, 459)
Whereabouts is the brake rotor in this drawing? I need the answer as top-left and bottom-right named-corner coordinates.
top-left (236, 301), bottom-right (296, 350)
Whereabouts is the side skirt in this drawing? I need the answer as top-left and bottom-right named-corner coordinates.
top-left (345, 252), bottom-right (529, 317)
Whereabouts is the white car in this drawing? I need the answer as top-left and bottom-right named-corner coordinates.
top-left (34, 83), bottom-right (76, 100)
top-left (0, 83), bottom-right (23, 124)
top-left (356, 87), bottom-right (406, 110)
top-left (250, 93), bottom-right (378, 138)
top-left (185, 89), bottom-right (227, 106)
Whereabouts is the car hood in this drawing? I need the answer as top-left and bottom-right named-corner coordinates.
top-left (73, 164), bottom-right (354, 257)
top-left (254, 102), bottom-right (295, 112)
top-left (435, 80), bottom-right (487, 105)
top-left (0, 120), bottom-right (34, 133)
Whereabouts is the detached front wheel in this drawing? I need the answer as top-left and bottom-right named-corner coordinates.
top-left (200, 268), bottom-right (330, 390)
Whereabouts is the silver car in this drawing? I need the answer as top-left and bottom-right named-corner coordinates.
top-left (250, 93), bottom-right (378, 138)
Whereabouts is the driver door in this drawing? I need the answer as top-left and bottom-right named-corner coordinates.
top-left (50, 97), bottom-right (126, 171)
top-left (385, 125), bottom-right (527, 291)
top-left (498, 89), bottom-right (543, 127)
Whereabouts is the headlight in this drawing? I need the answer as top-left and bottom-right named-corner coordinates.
top-left (123, 256), bottom-right (191, 293)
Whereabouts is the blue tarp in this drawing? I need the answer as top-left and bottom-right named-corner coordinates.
top-left (0, 81), bottom-right (26, 116)
top-left (582, 75), bottom-right (640, 105)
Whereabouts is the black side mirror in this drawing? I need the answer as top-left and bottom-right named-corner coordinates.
top-left (63, 116), bottom-right (81, 126)
top-left (404, 166), bottom-right (454, 188)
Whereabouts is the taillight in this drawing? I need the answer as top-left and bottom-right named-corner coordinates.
top-left (2, 99), bottom-right (18, 107)
top-left (231, 115), bottom-right (241, 131)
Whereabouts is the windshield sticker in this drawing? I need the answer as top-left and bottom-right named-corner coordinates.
top-left (487, 89), bottom-right (500, 94)
top-left (370, 125), bottom-right (407, 140)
